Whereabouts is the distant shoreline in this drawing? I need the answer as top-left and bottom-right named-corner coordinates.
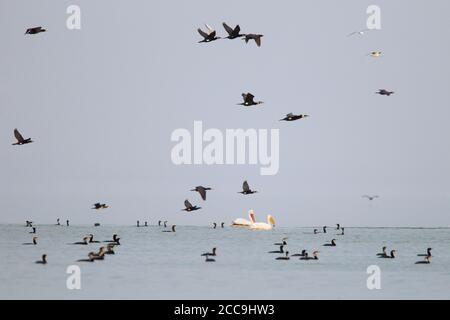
top-left (1, 223), bottom-right (449, 230)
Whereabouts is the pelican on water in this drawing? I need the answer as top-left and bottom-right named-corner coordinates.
top-left (232, 209), bottom-right (256, 227)
top-left (250, 215), bottom-right (276, 230)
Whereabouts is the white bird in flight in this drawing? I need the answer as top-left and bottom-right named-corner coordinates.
top-left (347, 29), bottom-right (371, 37)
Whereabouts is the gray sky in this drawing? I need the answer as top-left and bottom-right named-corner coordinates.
top-left (1, 0), bottom-right (450, 226)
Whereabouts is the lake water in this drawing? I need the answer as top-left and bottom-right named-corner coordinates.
top-left (0, 224), bottom-right (449, 299)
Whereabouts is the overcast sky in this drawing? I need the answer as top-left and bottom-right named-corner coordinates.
top-left (1, 0), bottom-right (450, 227)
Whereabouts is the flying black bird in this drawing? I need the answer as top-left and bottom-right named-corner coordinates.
top-left (238, 93), bottom-right (263, 106)
top-left (280, 113), bottom-right (309, 121)
top-left (92, 203), bottom-right (109, 210)
top-left (191, 186), bottom-right (212, 201)
top-left (222, 22), bottom-right (244, 39)
top-left (25, 26), bottom-right (46, 35)
top-left (12, 129), bottom-right (33, 145)
top-left (183, 200), bottom-right (201, 212)
top-left (362, 195), bottom-right (379, 201)
top-left (376, 89), bottom-right (394, 96)
top-left (198, 24), bottom-right (220, 43)
top-left (239, 180), bottom-right (257, 195)
top-left (243, 34), bottom-right (263, 47)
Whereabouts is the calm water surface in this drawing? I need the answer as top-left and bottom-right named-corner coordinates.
top-left (1, 224), bottom-right (449, 299)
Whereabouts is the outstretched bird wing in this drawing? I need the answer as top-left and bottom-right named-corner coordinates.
top-left (254, 36), bottom-right (262, 47)
top-left (244, 93), bottom-right (255, 104)
top-left (184, 199), bottom-right (193, 209)
top-left (14, 129), bottom-right (25, 143)
top-left (198, 28), bottom-right (209, 39)
top-left (205, 24), bottom-right (214, 34)
top-left (198, 187), bottom-right (207, 201)
top-left (286, 113), bottom-right (294, 117)
top-left (234, 25), bottom-right (241, 34)
top-left (243, 181), bottom-right (250, 192)
top-left (222, 22), bottom-right (234, 36)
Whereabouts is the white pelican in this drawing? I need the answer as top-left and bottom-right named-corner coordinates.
top-left (250, 215), bottom-right (276, 230)
top-left (232, 209), bottom-right (256, 227)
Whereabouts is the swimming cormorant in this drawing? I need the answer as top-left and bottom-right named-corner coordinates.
top-left (23, 236), bottom-right (38, 245)
top-left (415, 256), bottom-right (431, 264)
top-left (300, 251), bottom-right (319, 260)
top-left (77, 253), bottom-right (95, 262)
top-left (269, 245), bottom-right (284, 253)
top-left (291, 249), bottom-right (307, 257)
top-left (376, 246), bottom-right (387, 257)
top-left (323, 239), bottom-right (336, 247)
top-left (201, 247), bottom-right (217, 257)
top-left (417, 248), bottom-right (432, 257)
top-left (379, 250), bottom-right (397, 259)
top-left (72, 237), bottom-right (89, 245)
top-left (274, 238), bottom-right (288, 246)
top-left (276, 251), bottom-right (290, 260)
top-left (103, 234), bottom-right (120, 243)
top-left (35, 254), bottom-right (47, 264)
top-left (88, 234), bottom-right (100, 243)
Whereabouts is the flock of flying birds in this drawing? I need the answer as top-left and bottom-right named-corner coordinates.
top-left (15, 22), bottom-right (426, 268)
